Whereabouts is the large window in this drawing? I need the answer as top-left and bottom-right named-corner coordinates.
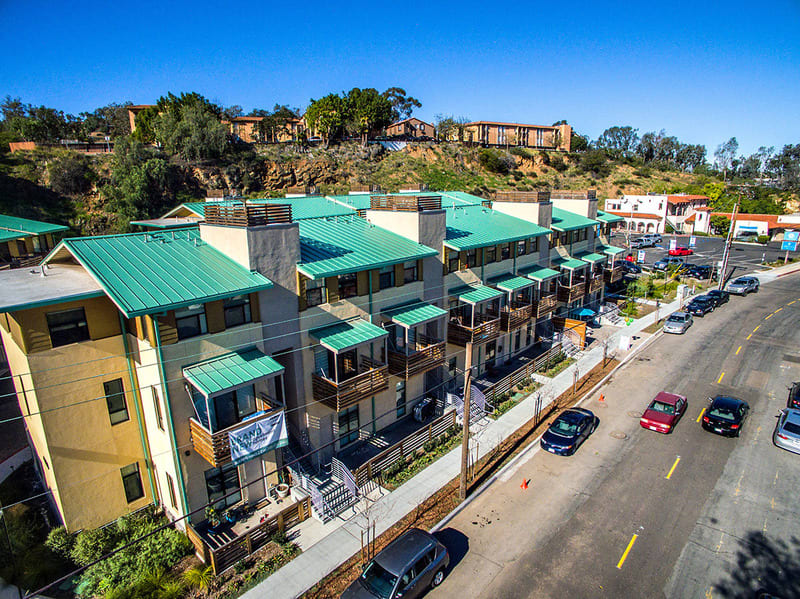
top-left (466, 249), bottom-right (477, 268)
top-left (104, 378), bottom-right (128, 425)
top-left (306, 279), bottom-right (326, 307)
top-left (223, 295), bottom-right (252, 328)
top-left (448, 250), bottom-right (459, 273)
top-left (175, 304), bottom-right (207, 340)
top-left (121, 463), bottom-right (144, 503)
top-left (517, 240), bottom-right (527, 257)
top-left (338, 273), bottom-right (358, 298)
top-left (396, 381), bottom-right (407, 418)
top-left (338, 406), bottom-right (360, 446)
top-left (530, 237), bottom-right (539, 253)
top-left (501, 244), bottom-right (511, 261)
top-left (484, 246), bottom-right (496, 264)
top-left (212, 384), bottom-right (256, 431)
top-left (205, 462), bottom-right (241, 509)
top-left (403, 261), bottom-right (418, 284)
top-left (378, 266), bottom-right (394, 289)
top-left (46, 308), bottom-right (89, 347)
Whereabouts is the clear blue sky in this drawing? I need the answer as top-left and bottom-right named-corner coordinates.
top-left (1, 0), bottom-right (798, 156)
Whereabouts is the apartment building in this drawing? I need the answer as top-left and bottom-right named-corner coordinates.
top-left (604, 194), bottom-right (710, 235)
top-left (384, 118), bottom-right (436, 140)
top-left (458, 121), bottom-right (572, 152)
top-left (0, 214), bottom-right (68, 269)
top-left (224, 116), bottom-right (303, 143)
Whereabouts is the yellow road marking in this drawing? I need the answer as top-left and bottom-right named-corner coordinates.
top-left (789, 300), bottom-right (797, 306)
top-left (617, 534), bottom-right (638, 569)
top-left (736, 346), bottom-right (742, 355)
top-left (754, 325), bottom-right (761, 332)
top-left (766, 313), bottom-right (773, 320)
top-left (775, 307), bottom-right (783, 313)
top-left (746, 333), bottom-right (752, 340)
top-left (774, 470), bottom-right (779, 486)
top-left (771, 497), bottom-right (776, 510)
top-left (706, 588), bottom-right (714, 599)
top-left (734, 472), bottom-right (745, 497)
top-left (718, 372), bottom-right (725, 384)
top-left (666, 456), bottom-right (681, 479)
top-left (697, 408), bottom-right (706, 423)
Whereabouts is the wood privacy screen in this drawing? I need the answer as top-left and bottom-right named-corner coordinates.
top-left (204, 204), bottom-right (292, 226)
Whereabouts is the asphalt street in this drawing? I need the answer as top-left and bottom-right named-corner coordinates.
top-left (430, 272), bottom-right (800, 598)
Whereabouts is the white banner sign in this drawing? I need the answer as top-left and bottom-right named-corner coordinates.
top-left (229, 411), bottom-right (289, 465)
top-left (689, 236), bottom-right (697, 247)
top-left (669, 238), bottom-right (678, 251)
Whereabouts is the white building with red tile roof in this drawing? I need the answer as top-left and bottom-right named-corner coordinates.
top-left (603, 193), bottom-right (710, 235)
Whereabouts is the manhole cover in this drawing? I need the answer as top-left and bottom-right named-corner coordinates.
top-left (610, 431), bottom-right (628, 440)
top-left (627, 411), bottom-right (642, 418)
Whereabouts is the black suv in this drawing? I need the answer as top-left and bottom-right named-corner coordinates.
top-left (686, 265), bottom-right (717, 280)
top-left (706, 289), bottom-right (729, 307)
top-left (685, 295), bottom-right (715, 317)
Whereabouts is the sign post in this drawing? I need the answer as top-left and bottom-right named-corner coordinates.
top-left (689, 236), bottom-right (697, 248)
top-left (781, 231), bottom-right (799, 264)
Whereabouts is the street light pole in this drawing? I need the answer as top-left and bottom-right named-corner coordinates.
top-left (718, 197), bottom-right (740, 291)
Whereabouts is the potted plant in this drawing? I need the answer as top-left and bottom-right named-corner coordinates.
top-left (205, 506), bottom-right (221, 529)
top-left (276, 483), bottom-right (290, 498)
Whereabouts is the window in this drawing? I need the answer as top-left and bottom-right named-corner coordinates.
top-left (484, 246), bottom-right (496, 263)
top-left (530, 237), bottom-right (539, 253)
top-left (121, 463), bottom-right (144, 503)
top-left (396, 381), bottom-right (406, 418)
top-left (152, 387), bottom-right (165, 431)
top-left (166, 472), bottom-right (177, 509)
top-left (526, 322), bottom-right (533, 346)
top-left (466, 249), bottom-right (477, 268)
top-left (517, 240), bottom-right (527, 256)
top-left (338, 406), bottom-right (360, 446)
top-left (306, 279), bottom-right (326, 307)
top-left (338, 273), bottom-right (358, 298)
top-left (46, 308), bottom-right (89, 347)
top-left (205, 462), bottom-right (241, 509)
top-left (378, 266), bottom-right (394, 289)
top-left (212, 384), bottom-right (256, 430)
top-left (403, 261), bottom-right (418, 284)
top-left (104, 378), bottom-right (128, 425)
top-left (448, 250), bottom-right (459, 273)
top-left (223, 295), bottom-right (252, 328)
top-left (448, 357), bottom-right (457, 378)
top-left (175, 304), bottom-right (207, 340)
top-left (501, 244), bottom-right (511, 261)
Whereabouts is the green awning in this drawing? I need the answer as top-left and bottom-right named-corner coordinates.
top-left (574, 251), bottom-right (607, 264)
top-left (519, 264), bottom-right (561, 282)
top-left (552, 257), bottom-right (588, 270)
top-left (598, 244), bottom-right (625, 256)
top-left (183, 348), bottom-right (284, 397)
top-left (383, 301), bottom-right (447, 328)
top-left (310, 318), bottom-right (388, 353)
top-left (596, 210), bottom-right (625, 224)
top-left (489, 273), bottom-right (535, 293)
top-left (550, 207), bottom-right (600, 232)
top-left (449, 285), bottom-right (504, 304)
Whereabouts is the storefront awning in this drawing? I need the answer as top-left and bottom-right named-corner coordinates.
top-left (519, 264), bottom-right (561, 282)
top-left (489, 273), bottom-right (535, 293)
top-left (574, 251), bottom-right (607, 264)
top-left (383, 301), bottom-right (447, 328)
top-left (598, 244), bottom-right (625, 256)
top-left (310, 318), bottom-right (388, 353)
top-left (449, 285), bottom-right (504, 305)
top-left (552, 257), bottom-right (588, 271)
top-left (183, 347), bottom-right (284, 397)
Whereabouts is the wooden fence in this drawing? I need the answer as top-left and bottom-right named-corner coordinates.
top-left (480, 342), bottom-right (564, 404)
top-left (352, 409), bottom-right (458, 487)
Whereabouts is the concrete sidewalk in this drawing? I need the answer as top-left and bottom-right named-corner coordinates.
top-left (243, 296), bottom-right (680, 599)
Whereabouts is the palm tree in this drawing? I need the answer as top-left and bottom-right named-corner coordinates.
top-left (182, 565), bottom-right (214, 592)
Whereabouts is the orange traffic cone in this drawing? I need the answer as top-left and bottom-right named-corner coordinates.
top-left (520, 478), bottom-right (528, 490)
top-left (599, 394), bottom-right (605, 403)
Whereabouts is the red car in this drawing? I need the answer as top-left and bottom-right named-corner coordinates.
top-left (640, 391), bottom-right (688, 434)
top-left (668, 246), bottom-right (693, 256)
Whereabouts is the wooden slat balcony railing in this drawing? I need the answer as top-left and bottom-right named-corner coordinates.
top-left (311, 358), bottom-right (389, 411)
top-left (557, 281), bottom-right (586, 303)
top-left (190, 398), bottom-right (284, 468)
top-left (204, 204), bottom-right (292, 227)
top-left (534, 294), bottom-right (558, 318)
top-left (500, 301), bottom-right (534, 332)
top-left (370, 195), bottom-right (442, 212)
top-left (586, 276), bottom-right (604, 294)
top-left (447, 313), bottom-right (501, 346)
top-left (494, 190), bottom-right (551, 203)
top-left (603, 265), bottom-right (623, 284)
top-left (387, 335), bottom-right (446, 378)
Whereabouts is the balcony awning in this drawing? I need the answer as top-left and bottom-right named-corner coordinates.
top-left (489, 273), bottom-right (535, 293)
top-left (449, 285), bottom-right (504, 305)
top-left (574, 251), bottom-right (607, 264)
top-left (598, 244), bottom-right (626, 256)
top-left (183, 348), bottom-right (284, 397)
top-left (310, 318), bottom-right (388, 353)
top-left (519, 264), bottom-right (561, 282)
top-left (552, 257), bottom-right (588, 271)
top-left (383, 301), bottom-right (447, 328)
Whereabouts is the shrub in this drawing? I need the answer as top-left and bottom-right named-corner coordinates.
top-left (478, 149), bottom-right (514, 174)
top-left (45, 526), bottom-right (75, 559)
top-left (549, 155), bottom-right (568, 172)
top-left (757, 235), bottom-right (770, 244)
top-left (383, 458), bottom-right (406, 480)
top-left (538, 151), bottom-right (550, 166)
top-left (182, 565), bottom-right (214, 590)
top-left (509, 146), bottom-right (529, 157)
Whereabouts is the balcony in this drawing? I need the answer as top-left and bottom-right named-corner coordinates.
top-left (557, 280), bottom-right (586, 303)
top-left (190, 396), bottom-right (283, 468)
top-left (500, 301), bottom-right (534, 332)
top-left (204, 203), bottom-right (292, 227)
top-left (387, 335), bottom-right (446, 378)
top-left (603, 265), bottom-right (623, 284)
top-left (534, 293), bottom-right (558, 318)
top-left (586, 276), bottom-right (604, 294)
top-left (447, 313), bottom-right (501, 346)
top-left (311, 357), bottom-right (389, 411)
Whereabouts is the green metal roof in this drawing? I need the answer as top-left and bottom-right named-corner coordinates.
top-left (519, 264), bottom-right (561, 281)
top-left (310, 318), bottom-right (388, 353)
top-left (574, 251), bottom-right (607, 264)
top-left (183, 347), bottom-right (284, 397)
top-left (449, 284), bottom-right (504, 304)
top-left (596, 209), bottom-right (625, 224)
top-left (489, 273), bottom-right (535, 292)
top-left (325, 194), bottom-right (372, 210)
top-left (444, 205), bottom-right (550, 251)
top-left (550, 207), bottom-right (600, 232)
top-left (263, 197), bottom-right (354, 220)
top-left (599, 244), bottom-right (626, 256)
top-left (297, 215), bottom-right (438, 279)
top-left (0, 214), bottom-right (69, 238)
top-left (438, 191), bottom-right (486, 207)
top-left (552, 257), bottom-right (588, 270)
top-left (165, 200), bottom-right (240, 218)
top-left (47, 228), bottom-right (273, 318)
top-left (383, 301), bottom-right (447, 328)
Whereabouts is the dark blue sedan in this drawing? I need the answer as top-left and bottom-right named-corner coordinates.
top-left (541, 408), bottom-right (598, 455)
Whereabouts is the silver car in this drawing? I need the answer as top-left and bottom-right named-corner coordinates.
top-left (663, 311), bottom-right (693, 334)
top-left (774, 408), bottom-right (800, 454)
top-left (727, 276), bottom-right (760, 295)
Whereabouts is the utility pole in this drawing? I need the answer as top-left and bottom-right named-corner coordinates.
top-left (459, 341), bottom-right (473, 500)
top-left (718, 197), bottom-right (740, 291)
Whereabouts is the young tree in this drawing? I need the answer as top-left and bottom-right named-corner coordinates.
top-left (714, 137), bottom-right (739, 181)
top-left (382, 87), bottom-right (421, 120)
top-left (595, 126), bottom-right (640, 159)
top-left (346, 88), bottom-right (394, 145)
top-left (434, 114), bottom-right (470, 142)
top-left (304, 94), bottom-right (347, 147)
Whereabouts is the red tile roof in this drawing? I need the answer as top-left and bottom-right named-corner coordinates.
top-left (606, 211), bottom-right (662, 220)
top-left (710, 212), bottom-right (800, 230)
top-left (667, 195), bottom-right (709, 204)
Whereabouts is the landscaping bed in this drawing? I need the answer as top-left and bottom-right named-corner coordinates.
top-left (300, 357), bottom-right (620, 599)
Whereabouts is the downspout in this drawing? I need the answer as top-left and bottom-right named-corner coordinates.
top-left (118, 313), bottom-right (157, 505)
top-left (153, 318), bottom-right (190, 515)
